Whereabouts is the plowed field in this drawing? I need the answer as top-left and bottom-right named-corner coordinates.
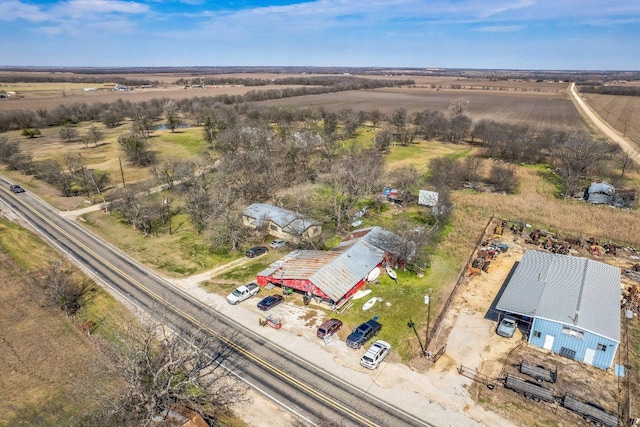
top-left (581, 92), bottom-right (640, 148)
top-left (259, 87), bottom-right (589, 132)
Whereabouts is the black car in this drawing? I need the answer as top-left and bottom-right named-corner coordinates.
top-left (257, 294), bottom-right (284, 311)
top-left (9, 184), bottom-right (25, 193)
top-left (346, 319), bottom-right (382, 349)
top-left (246, 246), bottom-right (269, 258)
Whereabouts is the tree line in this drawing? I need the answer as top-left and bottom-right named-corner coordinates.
top-left (0, 77), bottom-right (412, 133)
top-left (0, 74), bottom-right (158, 86)
top-left (578, 85), bottom-right (640, 97)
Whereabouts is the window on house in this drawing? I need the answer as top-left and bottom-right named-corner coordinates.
top-left (597, 343), bottom-right (607, 351)
top-left (561, 326), bottom-right (584, 340)
top-left (559, 347), bottom-right (577, 359)
top-left (533, 331), bottom-right (541, 338)
top-left (270, 224), bottom-right (278, 231)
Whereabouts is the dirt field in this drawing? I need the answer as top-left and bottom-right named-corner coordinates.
top-left (581, 92), bottom-right (640, 149)
top-left (0, 251), bottom-right (117, 425)
top-left (0, 72), bottom-right (586, 133)
top-left (259, 86), bottom-right (588, 131)
top-left (0, 83), bottom-right (309, 111)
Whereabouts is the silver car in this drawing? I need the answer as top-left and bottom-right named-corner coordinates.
top-left (497, 316), bottom-right (518, 338)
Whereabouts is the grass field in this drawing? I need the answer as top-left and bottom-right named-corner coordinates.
top-left (581, 92), bottom-right (640, 149)
top-left (0, 218), bottom-right (124, 426)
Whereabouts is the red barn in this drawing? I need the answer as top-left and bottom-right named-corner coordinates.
top-left (256, 227), bottom-right (401, 308)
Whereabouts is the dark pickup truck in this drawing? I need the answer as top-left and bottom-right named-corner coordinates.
top-left (346, 319), bottom-right (382, 349)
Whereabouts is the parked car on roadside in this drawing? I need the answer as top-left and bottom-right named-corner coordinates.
top-left (269, 239), bottom-right (287, 249)
top-left (360, 340), bottom-right (391, 370)
top-left (257, 294), bottom-right (284, 311)
top-left (226, 283), bottom-right (261, 305)
top-left (317, 318), bottom-right (343, 339)
top-left (9, 184), bottom-right (25, 193)
top-left (246, 246), bottom-right (268, 258)
top-left (497, 316), bottom-right (518, 338)
top-left (346, 319), bottom-right (382, 349)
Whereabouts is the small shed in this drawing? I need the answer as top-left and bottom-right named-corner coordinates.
top-left (586, 181), bottom-right (615, 205)
top-left (418, 190), bottom-right (439, 207)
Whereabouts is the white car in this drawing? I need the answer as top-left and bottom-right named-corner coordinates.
top-left (360, 340), bottom-right (391, 370)
top-left (269, 239), bottom-right (287, 249)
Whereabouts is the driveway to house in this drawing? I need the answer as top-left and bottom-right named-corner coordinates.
top-left (569, 82), bottom-right (640, 163)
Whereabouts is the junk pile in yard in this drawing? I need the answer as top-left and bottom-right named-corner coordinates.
top-left (468, 239), bottom-right (509, 275)
top-left (524, 228), bottom-right (572, 255)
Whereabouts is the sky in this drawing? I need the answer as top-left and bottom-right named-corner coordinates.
top-left (0, 0), bottom-right (639, 70)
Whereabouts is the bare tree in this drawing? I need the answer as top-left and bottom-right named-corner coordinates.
top-left (428, 157), bottom-right (466, 190)
top-left (414, 110), bottom-right (447, 141)
top-left (85, 126), bottom-right (103, 147)
top-left (35, 160), bottom-right (76, 196)
top-left (321, 148), bottom-right (383, 231)
top-left (461, 156), bottom-right (482, 183)
top-left (118, 132), bottom-right (155, 166)
top-left (448, 97), bottom-right (469, 118)
top-left (447, 114), bottom-right (472, 142)
top-left (206, 182), bottom-right (247, 251)
top-left (59, 123), bottom-right (79, 142)
top-left (184, 175), bottom-right (213, 235)
top-left (618, 149), bottom-right (637, 177)
top-left (388, 165), bottom-right (420, 193)
top-left (99, 313), bottom-right (247, 426)
top-left (489, 161), bottom-right (519, 193)
top-left (387, 218), bottom-right (434, 272)
top-left (373, 127), bottom-right (393, 153)
top-left (31, 262), bottom-right (93, 316)
top-left (552, 134), bottom-right (611, 197)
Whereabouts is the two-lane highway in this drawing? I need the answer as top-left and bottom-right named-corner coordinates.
top-left (0, 180), bottom-right (434, 427)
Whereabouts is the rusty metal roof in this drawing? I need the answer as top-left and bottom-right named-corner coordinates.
top-left (258, 227), bottom-right (395, 301)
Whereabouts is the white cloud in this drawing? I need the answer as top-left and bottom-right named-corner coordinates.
top-left (59, 0), bottom-right (149, 18)
top-left (0, 0), bottom-right (49, 22)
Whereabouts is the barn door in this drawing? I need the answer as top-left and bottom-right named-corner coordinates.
top-left (543, 335), bottom-right (554, 350)
top-left (584, 348), bottom-right (596, 365)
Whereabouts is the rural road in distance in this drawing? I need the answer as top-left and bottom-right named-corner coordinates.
top-left (569, 82), bottom-right (640, 163)
top-left (0, 180), bottom-right (436, 427)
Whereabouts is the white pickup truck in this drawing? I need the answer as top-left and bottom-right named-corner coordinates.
top-left (226, 283), bottom-right (261, 305)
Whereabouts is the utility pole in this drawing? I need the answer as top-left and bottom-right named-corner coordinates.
top-left (425, 289), bottom-right (433, 355)
top-left (79, 154), bottom-right (90, 199)
top-left (118, 156), bottom-right (126, 188)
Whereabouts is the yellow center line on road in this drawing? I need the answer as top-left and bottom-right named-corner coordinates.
top-left (14, 195), bottom-right (381, 427)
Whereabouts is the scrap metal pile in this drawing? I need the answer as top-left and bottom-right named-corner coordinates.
top-left (468, 239), bottom-right (509, 275)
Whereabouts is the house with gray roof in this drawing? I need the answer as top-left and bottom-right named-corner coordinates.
top-left (495, 250), bottom-right (621, 370)
top-left (256, 226), bottom-right (400, 307)
top-left (242, 203), bottom-right (322, 243)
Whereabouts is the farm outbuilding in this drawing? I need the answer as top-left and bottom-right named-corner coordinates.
top-left (242, 203), bottom-right (322, 244)
top-left (256, 227), bottom-right (402, 307)
top-left (418, 190), bottom-right (439, 207)
top-left (586, 181), bottom-right (615, 205)
top-left (495, 250), bottom-right (621, 370)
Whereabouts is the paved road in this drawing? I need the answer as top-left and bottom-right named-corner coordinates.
top-left (569, 82), bottom-right (640, 163)
top-left (0, 179), bottom-right (433, 427)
